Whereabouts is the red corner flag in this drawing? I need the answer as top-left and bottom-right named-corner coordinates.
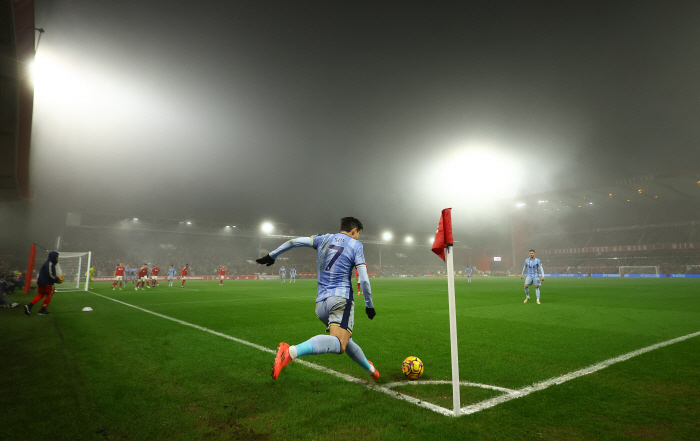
top-left (431, 208), bottom-right (453, 261)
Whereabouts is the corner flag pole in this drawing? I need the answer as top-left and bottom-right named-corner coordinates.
top-left (431, 208), bottom-right (460, 416)
top-left (445, 243), bottom-right (460, 416)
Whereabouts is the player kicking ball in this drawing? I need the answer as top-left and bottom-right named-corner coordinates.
top-left (256, 217), bottom-right (379, 380)
top-left (521, 249), bottom-right (544, 304)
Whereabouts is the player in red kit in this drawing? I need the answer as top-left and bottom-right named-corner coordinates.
top-left (151, 264), bottom-right (160, 287)
top-left (355, 267), bottom-right (363, 296)
top-left (112, 262), bottom-right (126, 290)
top-left (219, 266), bottom-right (226, 286)
top-left (181, 264), bottom-right (189, 288)
top-left (136, 264), bottom-right (149, 290)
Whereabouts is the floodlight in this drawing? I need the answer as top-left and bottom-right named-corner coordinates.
top-left (516, 202), bottom-right (526, 208)
top-left (225, 226), bottom-right (230, 228)
top-left (382, 232), bottom-right (392, 241)
top-left (405, 236), bottom-right (414, 244)
top-left (133, 218), bottom-right (138, 221)
top-left (186, 221), bottom-right (192, 225)
top-left (428, 237), bottom-right (435, 244)
top-left (261, 221), bottom-right (274, 234)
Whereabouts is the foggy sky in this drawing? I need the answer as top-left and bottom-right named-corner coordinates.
top-left (27, 0), bottom-right (700, 234)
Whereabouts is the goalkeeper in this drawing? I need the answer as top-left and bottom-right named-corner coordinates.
top-left (24, 251), bottom-right (63, 316)
top-left (256, 217), bottom-right (379, 380)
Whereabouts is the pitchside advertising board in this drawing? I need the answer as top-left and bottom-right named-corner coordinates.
top-left (543, 274), bottom-right (700, 278)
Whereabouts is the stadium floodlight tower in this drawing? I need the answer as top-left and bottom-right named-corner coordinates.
top-left (405, 236), bottom-right (414, 244)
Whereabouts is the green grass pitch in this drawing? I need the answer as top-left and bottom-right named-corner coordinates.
top-left (3, 277), bottom-right (699, 440)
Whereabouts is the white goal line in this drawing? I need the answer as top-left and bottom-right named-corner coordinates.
top-left (87, 291), bottom-right (700, 417)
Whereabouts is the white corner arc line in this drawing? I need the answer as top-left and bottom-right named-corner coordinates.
top-left (87, 291), bottom-right (455, 417)
top-left (87, 291), bottom-right (700, 418)
top-left (383, 380), bottom-right (516, 394)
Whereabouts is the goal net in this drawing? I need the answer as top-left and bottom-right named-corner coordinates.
top-left (619, 266), bottom-right (660, 277)
top-left (55, 251), bottom-right (93, 292)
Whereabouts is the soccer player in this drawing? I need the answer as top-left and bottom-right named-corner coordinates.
top-left (24, 251), bottom-right (63, 316)
top-left (521, 250), bottom-right (544, 304)
top-left (112, 262), bottom-right (125, 290)
top-left (256, 217), bottom-right (379, 380)
top-left (355, 267), bottom-right (363, 295)
top-left (219, 266), bottom-right (226, 286)
top-left (151, 264), bottom-right (160, 287)
top-left (167, 265), bottom-right (176, 287)
top-left (136, 264), bottom-right (149, 290)
top-left (86, 265), bottom-right (96, 286)
top-left (466, 267), bottom-right (472, 282)
top-left (289, 267), bottom-right (296, 283)
top-left (280, 266), bottom-right (286, 284)
top-left (181, 264), bottom-right (189, 288)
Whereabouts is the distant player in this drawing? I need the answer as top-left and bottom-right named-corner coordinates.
top-left (219, 266), bottom-right (226, 286)
top-left (128, 265), bottom-right (137, 286)
top-left (151, 264), bottom-right (160, 287)
top-left (355, 267), bottom-right (363, 295)
top-left (289, 267), bottom-right (296, 283)
top-left (112, 262), bottom-right (125, 290)
top-left (255, 217), bottom-right (379, 380)
top-left (24, 251), bottom-right (63, 316)
top-left (181, 264), bottom-right (189, 288)
top-left (521, 250), bottom-right (544, 304)
top-left (466, 267), bottom-right (472, 282)
top-left (86, 265), bottom-right (96, 286)
top-left (167, 265), bottom-right (176, 287)
top-left (136, 264), bottom-right (149, 290)
top-left (280, 266), bottom-right (286, 284)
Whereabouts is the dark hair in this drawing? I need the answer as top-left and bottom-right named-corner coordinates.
top-left (529, 249), bottom-right (535, 253)
top-left (340, 217), bottom-right (363, 232)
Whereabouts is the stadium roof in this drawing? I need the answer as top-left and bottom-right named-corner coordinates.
top-left (516, 169), bottom-right (700, 209)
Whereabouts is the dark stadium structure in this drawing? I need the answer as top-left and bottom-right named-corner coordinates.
top-left (512, 169), bottom-right (700, 276)
top-left (0, 0), bottom-right (36, 201)
top-left (47, 169), bottom-right (699, 281)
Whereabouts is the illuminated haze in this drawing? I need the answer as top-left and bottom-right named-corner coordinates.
top-left (22, 1), bottom-right (700, 240)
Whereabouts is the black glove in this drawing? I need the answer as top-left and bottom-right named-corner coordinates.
top-left (366, 307), bottom-right (376, 320)
top-left (255, 254), bottom-right (275, 266)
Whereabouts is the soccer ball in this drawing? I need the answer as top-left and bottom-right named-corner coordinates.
top-left (402, 356), bottom-right (424, 379)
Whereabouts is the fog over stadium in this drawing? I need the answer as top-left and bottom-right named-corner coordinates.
top-left (3, 0), bottom-right (700, 258)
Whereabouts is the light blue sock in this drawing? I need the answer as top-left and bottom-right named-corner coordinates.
top-left (292, 335), bottom-right (341, 358)
top-left (536, 288), bottom-right (540, 301)
top-left (524, 287), bottom-right (530, 297)
top-left (345, 338), bottom-right (372, 372)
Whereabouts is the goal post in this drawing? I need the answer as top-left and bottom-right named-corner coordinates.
top-left (619, 266), bottom-right (660, 277)
top-left (54, 251), bottom-right (93, 291)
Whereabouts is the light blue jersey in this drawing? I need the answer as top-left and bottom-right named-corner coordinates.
top-left (311, 233), bottom-right (366, 302)
top-left (167, 268), bottom-right (176, 278)
top-left (269, 233), bottom-right (373, 308)
top-left (466, 268), bottom-right (472, 275)
top-left (522, 258), bottom-right (544, 277)
top-left (290, 268), bottom-right (296, 276)
top-left (280, 267), bottom-right (286, 275)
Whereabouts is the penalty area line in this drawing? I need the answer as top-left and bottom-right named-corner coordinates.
top-left (87, 291), bottom-right (456, 417)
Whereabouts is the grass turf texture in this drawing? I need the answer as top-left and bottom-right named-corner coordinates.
top-left (2, 277), bottom-right (699, 440)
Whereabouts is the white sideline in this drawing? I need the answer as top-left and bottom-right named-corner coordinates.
top-left (87, 291), bottom-right (700, 418)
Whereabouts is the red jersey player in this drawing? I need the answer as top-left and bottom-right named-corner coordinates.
top-left (219, 266), bottom-right (226, 286)
top-left (112, 262), bottom-right (126, 290)
top-left (136, 264), bottom-right (149, 290)
top-left (151, 265), bottom-right (160, 287)
top-left (181, 264), bottom-right (189, 288)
